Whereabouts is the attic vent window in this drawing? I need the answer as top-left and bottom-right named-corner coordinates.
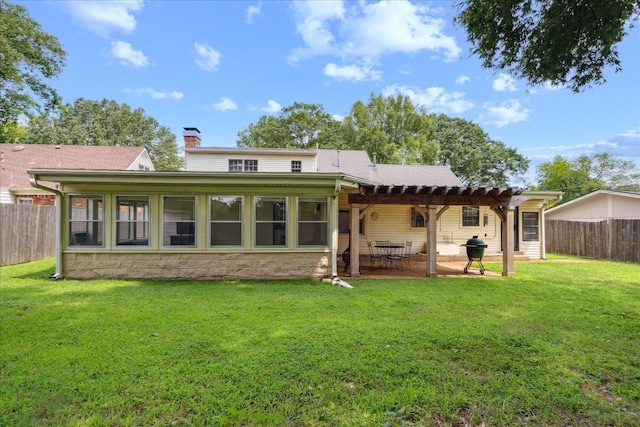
top-left (291, 160), bottom-right (302, 173)
top-left (229, 159), bottom-right (243, 172)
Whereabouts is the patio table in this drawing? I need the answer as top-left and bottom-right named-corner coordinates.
top-left (375, 244), bottom-right (404, 269)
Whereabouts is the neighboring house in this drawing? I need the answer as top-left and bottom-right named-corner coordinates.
top-left (28, 128), bottom-right (561, 280)
top-left (545, 189), bottom-right (640, 221)
top-left (0, 144), bottom-right (154, 205)
top-left (544, 189), bottom-right (639, 263)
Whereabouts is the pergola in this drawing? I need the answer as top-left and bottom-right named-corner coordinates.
top-left (347, 185), bottom-right (526, 277)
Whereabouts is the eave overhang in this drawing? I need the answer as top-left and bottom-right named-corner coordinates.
top-left (27, 169), bottom-right (365, 191)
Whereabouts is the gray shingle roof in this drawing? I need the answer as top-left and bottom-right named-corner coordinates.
top-left (316, 149), bottom-right (462, 186)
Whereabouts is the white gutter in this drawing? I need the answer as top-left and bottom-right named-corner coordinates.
top-left (29, 175), bottom-right (62, 279)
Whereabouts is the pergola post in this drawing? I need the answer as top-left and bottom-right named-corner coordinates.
top-left (426, 205), bottom-right (437, 277)
top-left (502, 206), bottom-right (515, 276)
top-left (350, 204), bottom-right (361, 277)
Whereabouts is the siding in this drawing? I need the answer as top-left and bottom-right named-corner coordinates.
top-left (186, 152), bottom-right (316, 173)
top-left (545, 192), bottom-right (640, 221)
top-left (0, 189), bottom-right (14, 204)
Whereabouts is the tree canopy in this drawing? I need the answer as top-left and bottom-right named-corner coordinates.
top-left (341, 94), bottom-right (438, 166)
top-left (455, 0), bottom-right (640, 92)
top-left (236, 94), bottom-right (530, 186)
top-left (536, 153), bottom-right (640, 202)
top-left (237, 102), bottom-right (344, 149)
top-left (26, 98), bottom-right (182, 171)
top-left (0, 0), bottom-right (66, 136)
top-left (431, 114), bottom-right (529, 186)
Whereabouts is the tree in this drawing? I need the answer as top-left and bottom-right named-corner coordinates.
top-left (431, 114), bottom-right (529, 186)
top-left (26, 98), bottom-right (182, 171)
top-left (455, 0), bottom-right (640, 92)
top-left (341, 94), bottom-right (438, 165)
top-left (237, 102), bottom-right (344, 149)
top-left (0, 0), bottom-right (66, 137)
top-left (536, 153), bottom-right (640, 202)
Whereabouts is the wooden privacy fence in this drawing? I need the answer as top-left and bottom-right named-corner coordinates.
top-left (545, 219), bottom-right (640, 263)
top-left (1, 204), bottom-right (56, 266)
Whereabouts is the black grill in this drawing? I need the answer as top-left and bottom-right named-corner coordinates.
top-left (461, 236), bottom-right (487, 275)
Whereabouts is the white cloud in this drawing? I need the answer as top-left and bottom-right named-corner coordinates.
top-left (212, 97), bottom-right (238, 111)
top-left (110, 41), bottom-right (148, 68)
top-left (323, 63), bottom-right (382, 82)
top-left (246, 3), bottom-right (261, 24)
top-left (289, 0), bottom-right (460, 68)
top-left (383, 84), bottom-right (474, 114)
top-left (195, 43), bottom-right (222, 71)
top-left (455, 75), bottom-right (470, 86)
top-left (332, 114), bottom-right (345, 122)
top-left (523, 128), bottom-right (640, 159)
top-left (125, 88), bottom-right (183, 100)
top-left (492, 73), bottom-right (518, 92)
top-left (477, 100), bottom-right (531, 127)
top-left (260, 100), bottom-right (282, 114)
top-left (65, 0), bottom-right (143, 36)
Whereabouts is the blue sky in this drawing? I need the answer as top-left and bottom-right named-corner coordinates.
top-left (18, 0), bottom-right (640, 183)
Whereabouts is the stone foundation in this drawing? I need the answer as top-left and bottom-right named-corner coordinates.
top-left (62, 252), bottom-right (331, 280)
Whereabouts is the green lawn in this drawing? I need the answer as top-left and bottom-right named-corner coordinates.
top-left (1, 257), bottom-right (638, 426)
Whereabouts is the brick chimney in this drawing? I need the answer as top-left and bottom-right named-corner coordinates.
top-left (183, 127), bottom-right (201, 149)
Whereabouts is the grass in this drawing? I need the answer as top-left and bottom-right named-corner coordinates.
top-left (1, 257), bottom-right (639, 426)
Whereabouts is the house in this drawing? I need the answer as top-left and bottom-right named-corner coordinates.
top-left (28, 128), bottom-right (561, 280)
top-left (544, 189), bottom-right (639, 262)
top-left (0, 144), bottom-right (154, 205)
top-left (545, 189), bottom-right (640, 221)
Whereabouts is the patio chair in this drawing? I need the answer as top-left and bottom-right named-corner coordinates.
top-left (389, 242), bottom-right (405, 269)
top-left (401, 241), bottom-right (413, 269)
top-left (367, 241), bottom-right (383, 269)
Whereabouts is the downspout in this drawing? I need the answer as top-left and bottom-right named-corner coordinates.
top-left (29, 174), bottom-right (63, 279)
top-left (331, 179), bottom-right (342, 277)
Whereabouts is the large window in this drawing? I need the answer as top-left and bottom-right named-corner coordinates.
top-left (244, 159), bottom-right (258, 172)
top-left (411, 208), bottom-right (425, 227)
top-left (255, 197), bottom-right (286, 246)
top-left (69, 195), bottom-right (104, 246)
top-left (116, 196), bottom-right (149, 246)
top-left (291, 160), bottom-right (302, 173)
top-left (210, 196), bottom-right (243, 246)
top-left (298, 199), bottom-right (328, 246)
top-left (163, 196), bottom-right (196, 246)
top-left (522, 212), bottom-right (539, 241)
top-left (462, 206), bottom-right (480, 226)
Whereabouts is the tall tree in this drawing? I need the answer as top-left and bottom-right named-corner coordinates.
top-left (455, 0), bottom-right (640, 92)
top-left (341, 94), bottom-right (438, 165)
top-left (26, 98), bottom-right (182, 171)
top-left (237, 102), bottom-right (344, 149)
top-left (431, 114), bottom-right (529, 186)
top-left (0, 0), bottom-right (66, 139)
top-left (536, 153), bottom-right (640, 202)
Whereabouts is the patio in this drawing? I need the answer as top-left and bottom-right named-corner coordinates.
top-left (339, 254), bottom-right (522, 279)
